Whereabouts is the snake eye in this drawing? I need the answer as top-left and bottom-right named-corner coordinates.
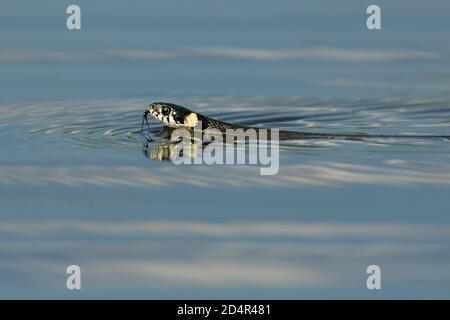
top-left (162, 106), bottom-right (171, 116)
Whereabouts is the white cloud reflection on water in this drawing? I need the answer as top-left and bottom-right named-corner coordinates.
top-left (1, 161), bottom-right (450, 189)
top-left (2, 220), bottom-right (450, 239)
top-left (0, 47), bottom-right (442, 63)
top-left (0, 219), bottom-right (449, 297)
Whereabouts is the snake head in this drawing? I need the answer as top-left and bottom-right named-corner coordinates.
top-left (147, 102), bottom-right (199, 128)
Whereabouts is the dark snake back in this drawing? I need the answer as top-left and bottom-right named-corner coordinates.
top-left (200, 116), bottom-right (450, 141)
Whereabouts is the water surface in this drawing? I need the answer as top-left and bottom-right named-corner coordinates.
top-left (1, 96), bottom-right (450, 298)
top-left (1, 0), bottom-right (450, 299)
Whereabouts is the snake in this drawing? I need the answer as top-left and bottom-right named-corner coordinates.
top-left (142, 102), bottom-right (450, 141)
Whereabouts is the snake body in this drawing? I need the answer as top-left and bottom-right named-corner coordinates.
top-left (143, 102), bottom-right (450, 141)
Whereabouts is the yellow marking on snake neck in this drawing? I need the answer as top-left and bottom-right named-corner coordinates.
top-left (184, 112), bottom-right (199, 127)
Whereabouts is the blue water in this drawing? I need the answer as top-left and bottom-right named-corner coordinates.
top-left (1, 1), bottom-right (450, 299)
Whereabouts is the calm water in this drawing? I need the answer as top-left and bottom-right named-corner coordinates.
top-left (1, 1), bottom-right (450, 298)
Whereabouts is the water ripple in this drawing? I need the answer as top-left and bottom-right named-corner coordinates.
top-left (0, 96), bottom-right (449, 150)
